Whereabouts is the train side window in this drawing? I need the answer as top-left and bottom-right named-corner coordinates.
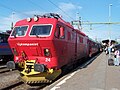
top-left (79, 36), bottom-right (83, 43)
top-left (54, 26), bottom-right (60, 38)
top-left (55, 26), bottom-right (65, 39)
top-left (60, 26), bottom-right (65, 39)
top-left (0, 34), bottom-right (9, 43)
top-left (67, 31), bottom-right (71, 40)
top-left (3, 36), bottom-right (8, 43)
top-left (0, 37), bottom-right (3, 43)
top-left (71, 33), bottom-right (74, 40)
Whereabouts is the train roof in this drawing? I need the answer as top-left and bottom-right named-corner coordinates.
top-left (0, 30), bottom-right (11, 35)
top-left (113, 44), bottom-right (120, 49)
top-left (0, 32), bottom-right (10, 35)
top-left (15, 13), bottom-right (74, 29)
top-left (57, 18), bottom-right (74, 28)
top-left (102, 39), bottom-right (116, 43)
top-left (14, 13), bottom-right (88, 37)
top-left (75, 29), bottom-right (87, 36)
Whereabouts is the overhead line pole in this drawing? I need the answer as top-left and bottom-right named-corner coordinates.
top-left (81, 22), bottom-right (120, 25)
top-left (108, 4), bottom-right (112, 58)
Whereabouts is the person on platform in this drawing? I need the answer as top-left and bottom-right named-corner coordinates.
top-left (105, 47), bottom-right (108, 55)
top-left (114, 48), bottom-right (120, 66)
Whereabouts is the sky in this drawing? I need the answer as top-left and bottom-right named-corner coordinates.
top-left (0, 0), bottom-right (120, 42)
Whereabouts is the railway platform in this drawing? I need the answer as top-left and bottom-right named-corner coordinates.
top-left (44, 53), bottom-right (120, 90)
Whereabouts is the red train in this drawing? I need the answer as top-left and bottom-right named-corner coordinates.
top-left (7, 13), bottom-right (99, 84)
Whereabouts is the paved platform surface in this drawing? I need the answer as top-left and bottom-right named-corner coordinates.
top-left (44, 53), bottom-right (120, 90)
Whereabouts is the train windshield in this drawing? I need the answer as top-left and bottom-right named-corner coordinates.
top-left (11, 26), bottom-right (28, 37)
top-left (30, 25), bottom-right (52, 36)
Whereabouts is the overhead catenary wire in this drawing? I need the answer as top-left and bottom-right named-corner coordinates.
top-left (0, 3), bottom-right (29, 31)
top-left (82, 24), bottom-right (107, 30)
top-left (26, 0), bottom-right (48, 12)
top-left (0, 3), bottom-right (30, 17)
top-left (67, 0), bottom-right (91, 23)
top-left (66, 0), bottom-right (94, 31)
top-left (47, 0), bottom-right (74, 20)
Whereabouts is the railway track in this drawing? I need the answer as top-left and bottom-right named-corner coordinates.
top-left (0, 66), bottom-right (48, 90)
top-left (0, 80), bottom-right (24, 90)
top-left (0, 53), bottom-right (101, 90)
top-left (0, 65), bottom-right (9, 74)
top-left (0, 65), bottom-right (16, 74)
top-left (1, 80), bottom-right (47, 90)
top-left (0, 68), bottom-right (10, 74)
top-left (0, 65), bottom-right (47, 90)
top-left (0, 65), bottom-right (7, 69)
top-left (11, 84), bottom-right (46, 90)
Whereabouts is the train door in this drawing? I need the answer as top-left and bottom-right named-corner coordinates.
top-left (75, 32), bottom-right (78, 59)
top-left (66, 28), bottom-right (76, 63)
top-left (84, 37), bottom-right (89, 57)
top-left (54, 25), bottom-right (67, 66)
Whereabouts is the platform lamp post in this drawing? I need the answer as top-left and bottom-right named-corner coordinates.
top-left (108, 4), bottom-right (112, 58)
top-left (11, 12), bottom-right (15, 30)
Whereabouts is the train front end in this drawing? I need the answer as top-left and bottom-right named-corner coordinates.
top-left (7, 15), bottom-right (62, 84)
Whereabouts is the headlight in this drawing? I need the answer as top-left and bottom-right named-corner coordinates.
top-left (44, 48), bottom-right (51, 57)
top-left (27, 17), bottom-right (32, 22)
top-left (34, 16), bottom-right (39, 22)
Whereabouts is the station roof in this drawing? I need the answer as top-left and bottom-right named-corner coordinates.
top-left (102, 39), bottom-right (116, 44)
top-left (113, 44), bottom-right (120, 49)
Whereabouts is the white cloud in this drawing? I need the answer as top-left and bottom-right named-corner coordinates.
top-left (59, 2), bottom-right (82, 12)
top-left (0, 11), bottom-right (49, 32)
top-left (0, 10), bottom-right (44, 31)
top-left (54, 2), bottom-right (82, 21)
top-left (0, 13), bottom-right (21, 31)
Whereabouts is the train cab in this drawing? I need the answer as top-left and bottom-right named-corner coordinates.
top-left (7, 13), bottom-right (75, 83)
